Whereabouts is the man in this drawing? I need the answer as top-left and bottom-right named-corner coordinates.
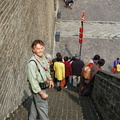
top-left (87, 54), bottom-right (100, 66)
top-left (27, 40), bottom-right (54, 120)
top-left (71, 56), bottom-right (84, 88)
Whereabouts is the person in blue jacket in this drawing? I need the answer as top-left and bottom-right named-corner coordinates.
top-left (65, 0), bottom-right (74, 9)
top-left (113, 58), bottom-right (119, 68)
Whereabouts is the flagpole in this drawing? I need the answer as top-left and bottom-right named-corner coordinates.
top-left (79, 41), bottom-right (82, 59)
top-left (79, 21), bottom-right (83, 59)
top-left (79, 11), bottom-right (84, 59)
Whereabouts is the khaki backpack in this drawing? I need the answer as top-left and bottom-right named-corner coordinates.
top-left (82, 65), bottom-right (92, 80)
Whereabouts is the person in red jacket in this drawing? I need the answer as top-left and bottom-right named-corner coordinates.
top-left (63, 56), bottom-right (72, 88)
top-left (86, 54), bottom-right (100, 67)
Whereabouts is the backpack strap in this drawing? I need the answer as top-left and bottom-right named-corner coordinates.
top-left (29, 60), bottom-right (44, 81)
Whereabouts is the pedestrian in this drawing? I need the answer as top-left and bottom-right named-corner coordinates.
top-left (63, 56), bottom-right (72, 88)
top-left (113, 58), bottom-right (119, 68)
top-left (64, 0), bottom-right (74, 9)
top-left (116, 62), bottom-right (120, 76)
top-left (112, 58), bottom-right (120, 73)
top-left (27, 40), bottom-right (54, 120)
top-left (87, 54), bottom-right (100, 66)
top-left (54, 56), bottom-right (65, 91)
top-left (52, 52), bottom-right (62, 64)
top-left (45, 53), bottom-right (54, 77)
top-left (68, 57), bottom-right (74, 84)
top-left (79, 59), bottom-right (105, 96)
top-left (71, 56), bottom-right (85, 88)
top-left (45, 53), bottom-right (52, 65)
top-left (68, 57), bottom-right (74, 65)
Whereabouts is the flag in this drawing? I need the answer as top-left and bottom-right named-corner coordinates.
top-left (81, 11), bottom-right (85, 21)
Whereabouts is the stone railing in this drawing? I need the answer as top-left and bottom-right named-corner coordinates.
top-left (92, 70), bottom-right (120, 120)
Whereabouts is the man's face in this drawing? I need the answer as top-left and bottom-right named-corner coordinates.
top-left (32, 43), bottom-right (45, 57)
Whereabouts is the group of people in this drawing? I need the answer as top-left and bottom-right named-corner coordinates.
top-left (27, 39), bottom-right (106, 120)
top-left (52, 53), bottom-right (84, 91)
top-left (112, 58), bottom-right (120, 76)
top-left (51, 53), bottom-right (106, 97)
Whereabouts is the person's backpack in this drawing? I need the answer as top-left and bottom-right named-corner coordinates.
top-left (82, 65), bottom-right (92, 79)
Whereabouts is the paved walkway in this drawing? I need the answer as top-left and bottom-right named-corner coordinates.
top-left (56, 20), bottom-right (120, 39)
top-left (47, 0), bottom-right (119, 120)
top-left (54, 0), bottom-right (120, 72)
top-left (47, 85), bottom-right (103, 120)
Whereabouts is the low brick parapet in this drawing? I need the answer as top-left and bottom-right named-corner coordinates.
top-left (92, 70), bottom-right (120, 120)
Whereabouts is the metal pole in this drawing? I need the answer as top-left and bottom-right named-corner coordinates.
top-left (79, 43), bottom-right (82, 59)
top-left (79, 21), bottom-right (83, 59)
top-left (81, 21), bottom-right (83, 28)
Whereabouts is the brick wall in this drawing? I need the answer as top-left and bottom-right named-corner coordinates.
top-left (92, 71), bottom-right (120, 120)
top-left (0, 0), bottom-right (55, 119)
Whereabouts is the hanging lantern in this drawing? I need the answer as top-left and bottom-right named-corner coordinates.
top-left (79, 38), bottom-right (83, 44)
top-left (79, 27), bottom-right (83, 33)
top-left (79, 33), bottom-right (83, 38)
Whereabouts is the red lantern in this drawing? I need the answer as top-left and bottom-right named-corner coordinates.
top-left (79, 33), bottom-right (83, 38)
top-left (79, 27), bottom-right (83, 33)
top-left (79, 38), bottom-right (83, 44)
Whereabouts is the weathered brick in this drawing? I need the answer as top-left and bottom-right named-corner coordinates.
top-left (92, 70), bottom-right (120, 120)
top-left (0, 0), bottom-right (55, 119)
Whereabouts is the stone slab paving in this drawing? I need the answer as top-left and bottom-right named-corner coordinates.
top-left (55, 20), bottom-right (120, 39)
top-left (5, 86), bottom-right (103, 120)
top-left (47, 86), bottom-right (103, 120)
top-left (54, 36), bottom-right (120, 71)
top-left (58, 0), bottom-right (120, 21)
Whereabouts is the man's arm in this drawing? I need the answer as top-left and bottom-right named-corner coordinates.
top-left (43, 55), bottom-right (54, 88)
top-left (38, 91), bottom-right (48, 99)
top-left (47, 77), bottom-right (54, 88)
